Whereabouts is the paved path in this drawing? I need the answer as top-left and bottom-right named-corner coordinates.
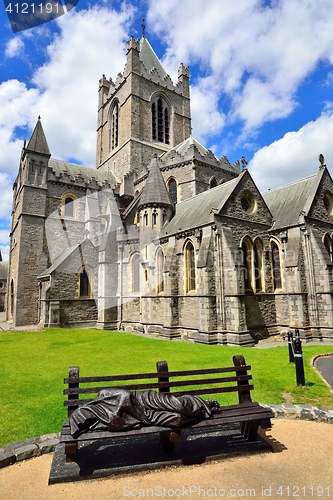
top-left (315, 356), bottom-right (333, 389)
top-left (1, 419), bottom-right (333, 500)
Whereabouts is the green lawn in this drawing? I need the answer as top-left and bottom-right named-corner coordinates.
top-left (0, 328), bottom-right (332, 447)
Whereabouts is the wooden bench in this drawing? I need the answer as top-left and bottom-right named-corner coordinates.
top-left (60, 355), bottom-right (274, 457)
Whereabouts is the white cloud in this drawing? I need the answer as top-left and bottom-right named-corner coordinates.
top-left (0, 172), bottom-right (14, 227)
top-left (190, 78), bottom-right (226, 142)
top-left (5, 37), bottom-right (24, 58)
top-left (249, 109), bottom-right (333, 191)
top-left (0, 80), bottom-right (40, 176)
top-left (0, 4), bottom-right (134, 253)
top-left (0, 229), bottom-right (11, 245)
top-left (147, 0), bottom-right (333, 136)
top-left (0, 5), bottom-right (134, 209)
top-left (30, 6), bottom-right (134, 165)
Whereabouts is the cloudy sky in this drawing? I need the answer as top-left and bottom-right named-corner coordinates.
top-left (1, 0), bottom-right (333, 261)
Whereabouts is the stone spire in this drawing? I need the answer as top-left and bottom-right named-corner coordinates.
top-left (138, 155), bottom-right (173, 209)
top-left (25, 116), bottom-right (51, 156)
top-left (139, 37), bottom-right (168, 80)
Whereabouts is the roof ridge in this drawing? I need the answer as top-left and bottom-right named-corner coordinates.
top-left (176, 177), bottom-right (237, 206)
top-left (262, 174), bottom-right (317, 195)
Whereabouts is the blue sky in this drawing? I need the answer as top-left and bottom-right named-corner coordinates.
top-left (1, 0), bottom-right (333, 261)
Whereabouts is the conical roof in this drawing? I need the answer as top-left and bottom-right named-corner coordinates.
top-left (138, 155), bottom-right (173, 209)
top-left (26, 117), bottom-right (51, 156)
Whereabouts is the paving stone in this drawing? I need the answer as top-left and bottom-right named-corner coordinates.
top-left (4, 441), bottom-right (24, 452)
top-left (313, 408), bottom-right (329, 421)
top-left (15, 444), bottom-right (39, 462)
top-left (38, 439), bottom-right (59, 455)
top-left (267, 404), bottom-right (285, 417)
top-left (39, 433), bottom-right (59, 442)
top-left (23, 436), bottom-right (39, 445)
top-left (0, 451), bottom-right (16, 468)
top-left (282, 405), bottom-right (300, 418)
top-left (299, 408), bottom-right (315, 420)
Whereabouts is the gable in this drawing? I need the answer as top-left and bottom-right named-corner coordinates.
top-left (218, 169), bottom-right (273, 227)
top-left (306, 167), bottom-right (333, 225)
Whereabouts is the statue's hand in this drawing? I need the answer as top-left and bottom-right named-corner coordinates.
top-left (206, 399), bottom-right (220, 413)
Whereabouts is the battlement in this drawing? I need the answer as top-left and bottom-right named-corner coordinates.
top-left (160, 137), bottom-right (240, 175)
top-left (48, 159), bottom-right (117, 190)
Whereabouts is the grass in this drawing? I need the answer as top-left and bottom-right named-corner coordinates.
top-left (0, 328), bottom-right (332, 447)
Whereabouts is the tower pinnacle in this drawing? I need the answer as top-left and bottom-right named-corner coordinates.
top-left (141, 18), bottom-right (146, 38)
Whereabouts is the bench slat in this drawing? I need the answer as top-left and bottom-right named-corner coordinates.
top-left (63, 374), bottom-right (253, 395)
top-left (63, 384), bottom-right (255, 407)
top-left (63, 365), bottom-right (251, 384)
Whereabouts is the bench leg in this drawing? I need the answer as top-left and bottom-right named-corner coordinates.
top-left (241, 421), bottom-right (259, 441)
top-left (160, 431), bottom-right (181, 453)
top-left (65, 442), bottom-right (78, 457)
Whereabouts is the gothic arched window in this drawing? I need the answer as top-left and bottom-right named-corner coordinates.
top-left (253, 238), bottom-right (264, 292)
top-left (324, 233), bottom-right (332, 261)
top-left (184, 240), bottom-right (196, 293)
top-left (64, 196), bottom-right (74, 217)
top-left (10, 280), bottom-right (14, 315)
top-left (132, 254), bottom-right (140, 293)
top-left (109, 101), bottom-right (119, 151)
top-left (209, 177), bottom-right (218, 189)
top-left (79, 268), bottom-right (91, 297)
top-left (156, 248), bottom-right (164, 294)
top-left (242, 237), bottom-right (253, 291)
top-left (151, 96), bottom-right (170, 144)
top-left (167, 178), bottom-right (177, 204)
top-left (271, 241), bottom-right (282, 290)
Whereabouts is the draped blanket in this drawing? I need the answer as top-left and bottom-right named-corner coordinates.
top-left (69, 388), bottom-right (219, 437)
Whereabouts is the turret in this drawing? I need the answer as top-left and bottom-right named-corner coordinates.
top-left (137, 155), bottom-right (173, 233)
top-left (177, 63), bottom-right (190, 98)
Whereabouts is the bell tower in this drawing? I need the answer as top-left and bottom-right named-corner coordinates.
top-left (96, 33), bottom-right (191, 194)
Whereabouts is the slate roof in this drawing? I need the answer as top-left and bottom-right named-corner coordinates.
top-left (49, 159), bottom-right (118, 188)
top-left (138, 156), bottom-right (173, 209)
top-left (26, 117), bottom-right (51, 156)
top-left (139, 37), bottom-right (167, 79)
top-left (161, 177), bottom-right (238, 237)
top-left (0, 262), bottom-right (8, 280)
top-left (262, 174), bottom-right (317, 230)
top-left (161, 135), bottom-right (212, 160)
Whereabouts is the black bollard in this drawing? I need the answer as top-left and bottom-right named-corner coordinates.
top-left (294, 329), bottom-right (305, 386)
top-left (287, 331), bottom-right (295, 363)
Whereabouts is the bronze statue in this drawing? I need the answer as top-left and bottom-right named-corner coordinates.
top-left (69, 388), bottom-right (220, 437)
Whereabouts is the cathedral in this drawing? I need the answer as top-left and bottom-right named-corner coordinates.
top-left (6, 34), bottom-right (333, 345)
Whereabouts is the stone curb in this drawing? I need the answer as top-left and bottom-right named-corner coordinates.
top-left (0, 434), bottom-right (59, 469)
top-left (1, 405), bottom-right (333, 470)
top-left (260, 404), bottom-right (333, 423)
